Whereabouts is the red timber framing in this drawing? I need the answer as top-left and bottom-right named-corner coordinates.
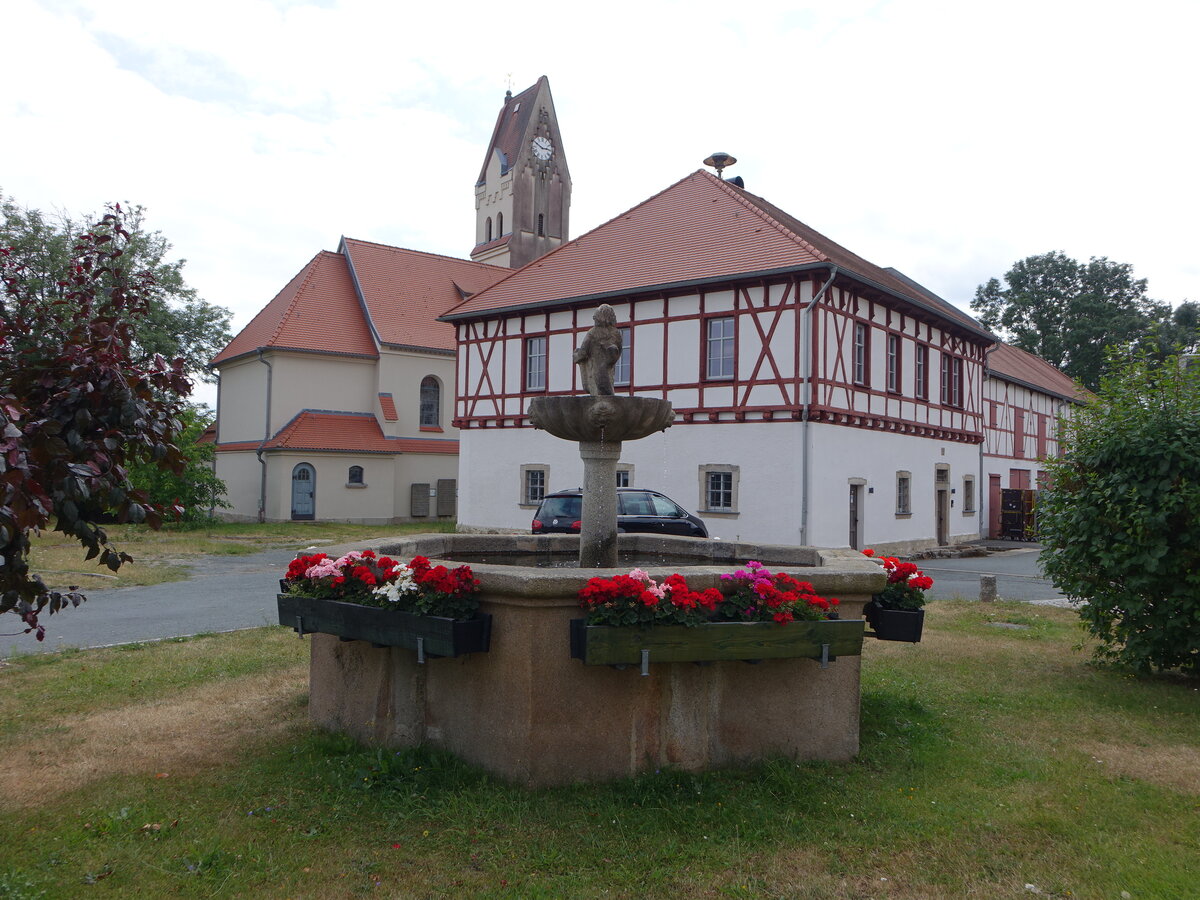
top-left (807, 279), bottom-right (985, 444)
top-left (451, 270), bottom-right (988, 445)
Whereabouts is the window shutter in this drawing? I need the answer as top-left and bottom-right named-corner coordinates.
top-left (410, 483), bottom-right (431, 517)
top-left (436, 479), bottom-right (457, 517)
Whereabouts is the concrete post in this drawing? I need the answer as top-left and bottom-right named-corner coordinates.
top-left (578, 440), bottom-right (623, 568)
top-left (980, 574), bottom-right (997, 603)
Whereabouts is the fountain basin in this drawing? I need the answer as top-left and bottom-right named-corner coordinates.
top-left (527, 395), bottom-right (674, 442)
top-left (305, 533), bottom-right (884, 787)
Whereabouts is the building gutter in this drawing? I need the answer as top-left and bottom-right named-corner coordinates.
top-left (799, 265), bottom-right (839, 547)
top-left (255, 349), bottom-right (273, 523)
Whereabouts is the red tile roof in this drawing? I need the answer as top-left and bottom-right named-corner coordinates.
top-left (210, 242), bottom-right (508, 367)
top-left (340, 238), bottom-right (507, 351)
top-left (444, 170), bottom-right (991, 339)
top-left (987, 342), bottom-right (1091, 403)
top-left (218, 410), bottom-right (458, 455)
top-left (476, 78), bottom-right (545, 184)
top-left (378, 392), bottom-right (398, 421)
top-left (211, 251), bottom-right (378, 365)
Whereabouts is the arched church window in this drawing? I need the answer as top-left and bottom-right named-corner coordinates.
top-left (485, 217), bottom-right (493, 242)
top-left (496, 212), bottom-right (503, 235)
top-left (420, 376), bottom-right (440, 427)
top-left (537, 213), bottom-right (545, 237)
top-left (348, 465), bottom-right (364, 485)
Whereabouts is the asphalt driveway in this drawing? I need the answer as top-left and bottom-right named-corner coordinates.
top-left (3, 540), bottom-right (1073, 658)
top-left (918, 542), bottom-right (1071, 606)
top-left (1, 545), bottom-right (307, 659)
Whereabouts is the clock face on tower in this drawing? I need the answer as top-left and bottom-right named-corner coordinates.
top-left (531, 135), bottom-right (553, 161)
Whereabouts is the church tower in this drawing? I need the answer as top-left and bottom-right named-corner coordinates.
top-left (471, 76), bottom-right (571, 269)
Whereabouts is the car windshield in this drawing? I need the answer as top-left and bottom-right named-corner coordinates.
top-left (538, 495), bottom-right (582, 519)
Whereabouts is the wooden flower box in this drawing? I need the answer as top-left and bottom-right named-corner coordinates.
top-left (277, 593), bottom-right (491, 660)
top-left (569, 617), bottom-right (864, 668)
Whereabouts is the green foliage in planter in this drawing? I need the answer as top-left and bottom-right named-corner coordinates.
top-left (1038, 352), bottom-right (1200, 676)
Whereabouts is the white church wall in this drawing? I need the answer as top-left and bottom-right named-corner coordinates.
top-left (214, 357), bottom-right (268, 444)
top-left (269, 354), bottom-right (377, 434)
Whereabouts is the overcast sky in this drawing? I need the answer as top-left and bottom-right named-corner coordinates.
top-left (5, 0), bottom-right (1198, 408)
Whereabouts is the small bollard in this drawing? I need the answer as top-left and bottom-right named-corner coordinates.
top-left (980, 574), bottom-right (997, 603)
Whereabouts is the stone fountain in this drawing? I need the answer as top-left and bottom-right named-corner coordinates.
top-left (527, 304), bottom-right (675, 567)
top-left (298, 306), bottom-right (885, 787)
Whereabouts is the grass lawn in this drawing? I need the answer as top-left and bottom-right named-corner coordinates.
top-left (0, 601), bottom-right (1196, 899)
top-left (27, 521), bottom-right (457, 591)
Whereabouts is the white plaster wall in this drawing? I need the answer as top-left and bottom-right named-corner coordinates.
top-left (807, 423), bottom-right (980, 550)
top-left (214, 358), bottom-right (268, 444)
top-left (268, 354), bottom-right (377, 435)
top-left (375, 350), bottom-right (457, 438)
top-left (459, 421), bottom-right (981, 550)
top-left (214, 451), bottom-right (263, 521)
top-left (262, 453), bottom-right (397, 524)
top-left (476, 151), bottom-right (513, 245)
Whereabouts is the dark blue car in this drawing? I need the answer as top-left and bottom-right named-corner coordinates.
top-left (532, 488), bottom-right (709, 538)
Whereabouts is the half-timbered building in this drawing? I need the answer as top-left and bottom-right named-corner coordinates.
top-left (443, 170), bottom-right (997, 553)
top-left (982, 342), bottom-right (1089, 538)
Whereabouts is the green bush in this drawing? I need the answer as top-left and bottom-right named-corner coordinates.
top-left (1038, 353), bottom-right (1200, 676)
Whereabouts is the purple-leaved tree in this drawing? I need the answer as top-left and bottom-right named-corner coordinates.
top-left (1, 205), bottom-right (191, 640)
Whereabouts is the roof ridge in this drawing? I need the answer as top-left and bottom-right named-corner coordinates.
top-left (341, 236), bottom-right (508, 271)
top-left (704, 172), bottom-right (830, 262)
top-left (443, 170), bottom-right (705, 317)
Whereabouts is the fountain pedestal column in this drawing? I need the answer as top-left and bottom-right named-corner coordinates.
top-left (578, 440), bottom-right (622, 568)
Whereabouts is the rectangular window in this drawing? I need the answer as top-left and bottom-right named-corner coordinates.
top-left (705, 317), bottom-right (735, 379)
top-left (886, 333), bottom-right (900, 393)
top-left (615, 469), bottom-right (631, 488)
top-left (613, 327), bottom-right (631, 386)
top-left (1014, 409), bottom-right (1026, 458)
top-left (1036, 413), bottom-right (1047, 459)
top-left (896, 472), bottom-right (911, 515)
top-left (915, 344), bottom-right (927, 399)
top-left (525, 336), bottom-right (547, 391)
top-left (963, 476), bottom-right (976, 514)
top-left (990, 401), bottom-right (998, 427)
top-left (940, 354), bottom-right (962, 407)
top-left (522, 466), bottom-right (547, 505)
top-left (853, 322), bottom-right (869, 386)
top-left (706, 471), bottom-right (734, 510)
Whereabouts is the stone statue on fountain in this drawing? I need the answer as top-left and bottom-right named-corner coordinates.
top-left (527, 303), bottom-right (675, 567)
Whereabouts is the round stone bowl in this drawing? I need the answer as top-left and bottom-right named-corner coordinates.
top-left (527, 395), bottom-right (674, 442)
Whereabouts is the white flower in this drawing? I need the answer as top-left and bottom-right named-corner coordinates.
top-left (373, 564), bottom-right (418, 603)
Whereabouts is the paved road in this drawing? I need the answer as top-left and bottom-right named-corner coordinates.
top-left (3, 540), bottom-right (1072, 658)
top-left (1, 545), bottom-right (311, 659)
top-left (919, 543), bottom-right (1072, 606)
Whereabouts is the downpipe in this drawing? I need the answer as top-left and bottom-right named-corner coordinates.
top-left (256, 349), bottom-right (273, 523)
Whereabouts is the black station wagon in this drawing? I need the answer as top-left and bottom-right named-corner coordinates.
top-left (531, 488), bottom-right (709, 538)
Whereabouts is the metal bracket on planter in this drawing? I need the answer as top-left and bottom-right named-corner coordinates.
top-left (416, 637), bottom-right (426, 665)
top-left (640, 649), bottom-right (650, 677)
top-left (820, 643), bottom-right (831, 669)
top-left (295, 616), bottom-right (305, 638)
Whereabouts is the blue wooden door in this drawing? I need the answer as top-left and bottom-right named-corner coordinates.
top-left (291, 464), bottom-right (316, 520)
